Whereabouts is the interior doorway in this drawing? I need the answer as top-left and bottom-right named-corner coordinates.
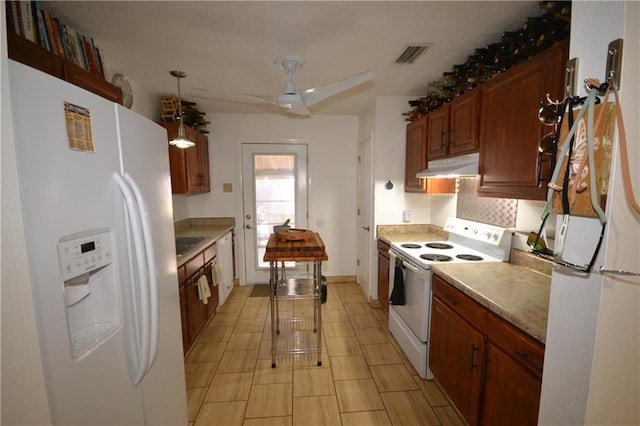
top-left (241, 143), bottom-right (308, 284)
top-left (357, 132), bottom-right (374, 299)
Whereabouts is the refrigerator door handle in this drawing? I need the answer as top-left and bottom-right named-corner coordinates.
top-left (114, 172), bottom-right (151, 386)
top-left (124, 172), bottom-right (159, 374)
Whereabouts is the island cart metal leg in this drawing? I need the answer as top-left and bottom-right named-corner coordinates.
top-left (315, 261), bottom-right (322, 366)
top-left (270, 261), bottom-right (278, 368)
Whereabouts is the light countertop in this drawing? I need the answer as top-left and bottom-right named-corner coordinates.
top-left (174, 217), bottom-right (234, 266)
top-left (431, 262), bottom-right (551, 343)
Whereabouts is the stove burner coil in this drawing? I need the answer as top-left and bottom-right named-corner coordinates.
top-left (400, 243), bottom-right (422, 249)
top-left (456, 254), bottom-right (484, 261)
top-left (425, 242), bottom-right (454, 249)
top-left (420, 254), bottom-right (453, 262)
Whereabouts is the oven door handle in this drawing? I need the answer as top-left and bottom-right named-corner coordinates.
top-left (399, 258), bottom-right (430, 280)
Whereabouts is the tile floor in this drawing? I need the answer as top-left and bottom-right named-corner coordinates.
top-left (184, 281), bottom-right (466, 426)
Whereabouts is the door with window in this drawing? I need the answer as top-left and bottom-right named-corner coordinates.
top-left (242, 143), bottom-right (308, 284)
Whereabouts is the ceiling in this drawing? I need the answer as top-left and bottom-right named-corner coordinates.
top-left (45, 1), bottom-right (541, 117)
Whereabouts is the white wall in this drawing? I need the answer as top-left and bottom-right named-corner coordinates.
top-left (539, 1), bottom-right (640, 425)
top-left (187, 113), bottom-right (359, 282)
top-left (373, 96), bottom-right (440, 225)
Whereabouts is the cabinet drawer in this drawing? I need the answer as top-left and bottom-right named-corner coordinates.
top-left (432, 274), bottom-right (487, 333)
top-left (204, 243), bottom-right (216, 263)
top-left (184, 252), bottom-right (204, 280)
top-left (488, 313), bottom-right (545, 379)
top-left (177, 265), bottom-right (186, 286)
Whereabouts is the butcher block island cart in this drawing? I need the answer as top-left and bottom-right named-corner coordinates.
top-left (263, 231), bottom-right (328, 368)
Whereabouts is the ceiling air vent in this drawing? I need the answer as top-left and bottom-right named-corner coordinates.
top-left (394, 43), bottom-right (432, 64)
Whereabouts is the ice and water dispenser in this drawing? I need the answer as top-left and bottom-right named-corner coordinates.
top-left (57, 228), bottom-right (121, 359)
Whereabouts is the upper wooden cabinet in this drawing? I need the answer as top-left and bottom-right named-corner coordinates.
top-left (405, 116), bottom-right (428, 192)
top-left (7, 30), bottom-right (123, 104)
top-left (427, 90), bottom-right (480, 160)
top-left (162, 123), bottom-right (211, 195)
top-left (404, 116), bottom-right (456, 194)
top-left (478, 41), bottom-right (568, 200)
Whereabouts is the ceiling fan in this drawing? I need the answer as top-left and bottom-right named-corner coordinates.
top-left (193, 55), bottom-right (374, 116)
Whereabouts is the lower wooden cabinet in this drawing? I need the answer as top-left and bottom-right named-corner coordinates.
top-left (482, 343), bottom-right (542, 426)
top-left (430, 273), bottom-right (544, 426)
top-left (178, 243), bottom-right (219, 354)
top-left (377, 239), bottom-right (390, 313)
top-left (430, 291), bottom-right (484, 425)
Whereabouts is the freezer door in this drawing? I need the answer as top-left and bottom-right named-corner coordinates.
top-left (9, 61), bottom-right (146, 424)
top-left (115, 104), bottom-right (188, 424)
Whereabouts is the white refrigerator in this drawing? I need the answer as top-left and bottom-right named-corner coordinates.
top-left (9, 60), bottom-right (188, 425)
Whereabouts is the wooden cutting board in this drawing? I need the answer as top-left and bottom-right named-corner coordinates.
top-left (263, 232), bottom-right (328, 262)
top-left (277, 228), bottom-right (315, 241)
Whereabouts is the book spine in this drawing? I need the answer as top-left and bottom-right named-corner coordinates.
top-left (91, 39), bottom-right (104, 79)
top-left (59, 24), bottom-right (71, 61)
top-left (50, 18), bottom-right (65, 58)
top-left (6, 1), bottom-right (18, 33)
top-left (36, 9), bottom-right (51, 51)
top-left (19, 1), bottom-right (36, 42)
top-left (42, 9), bottom-right (58, 56)
top-left (14, 1), bottom-right (24, 36)
top-left (96, 47), bottom-right (107, 80)
top-left (83, 35), bottom-right (98, 75)
top-left (62, 25), bottom-right (82, 66)
top-left (75, 31), bottom-right (88, 69)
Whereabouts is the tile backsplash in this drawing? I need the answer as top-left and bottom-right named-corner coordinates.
top-left (456, 177), bottom-right (517, 228)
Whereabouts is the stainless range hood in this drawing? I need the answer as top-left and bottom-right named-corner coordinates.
top-left (416, 152), bottom-right (479, 178)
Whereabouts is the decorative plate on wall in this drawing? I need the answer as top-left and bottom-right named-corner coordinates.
top-left (111, 73), bottom-right (133, 108)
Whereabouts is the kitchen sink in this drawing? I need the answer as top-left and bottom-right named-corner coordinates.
top-left (175, 236), bottom-right (206, 256)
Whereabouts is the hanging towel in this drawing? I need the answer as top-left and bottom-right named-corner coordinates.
top-left (213, 261), bottom-right (222, 286)
top-left (389, 260), bottom-right (405, 305)
top-left (197, 275), bottom-right (210, 305)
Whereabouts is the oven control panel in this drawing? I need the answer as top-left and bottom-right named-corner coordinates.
top-left (444, 218), bottom-right (509, 246)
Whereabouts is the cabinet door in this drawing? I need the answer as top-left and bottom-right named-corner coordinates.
top-left (186, 277), bottom-right (208, 347)
top-left (198, 133), bottom-right (210, 193)
top-left (377, 240), bottom-right (390, 313)
top-left (179, 285), bottom-right (189, 354)
top-left (481, 343), bottom-right (542, 426)
top-left (185, 126), bottom-right (202, 193)
top-left (449, 90), bottom-right (479, 155)
top-left (426, 107), bottom-right (449, 160)
top-left (404, 117), bottom-right (427, 192)
top-left (478, 41), bottom-right (567, 200)
top-left (429, 297), bottom-right (484, 426)
top-left (205, 264), bottom-right (219, 318)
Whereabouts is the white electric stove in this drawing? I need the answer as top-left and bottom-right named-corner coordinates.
top-left (388, 217), bottom-right (513, 379)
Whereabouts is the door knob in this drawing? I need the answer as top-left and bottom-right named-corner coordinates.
top-left (362, 226), bottom-right (371, 231)
top-left (245, 224), bottom-right (252, 229)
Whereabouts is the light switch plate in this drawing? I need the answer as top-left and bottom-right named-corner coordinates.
top-left (223, 183), bottom-right (232, 193)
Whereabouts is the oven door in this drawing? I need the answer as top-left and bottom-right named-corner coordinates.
top-left (388, 250), bottom-right (432, 342)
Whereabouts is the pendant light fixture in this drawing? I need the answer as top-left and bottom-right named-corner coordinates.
top-left (168, 70), bottom-right (195, 149)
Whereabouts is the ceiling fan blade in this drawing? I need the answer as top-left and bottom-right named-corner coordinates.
top-left (303, 71), bottom-right (374, 107)
top-left (191, 88), bottom-right (275, 105)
